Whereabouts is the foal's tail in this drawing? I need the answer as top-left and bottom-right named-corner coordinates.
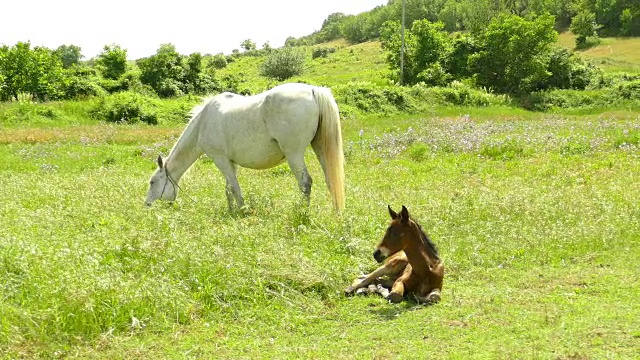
top-left (311, 86), bottom-right (345, 211)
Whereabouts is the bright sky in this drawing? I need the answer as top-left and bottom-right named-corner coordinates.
top-left (1, 0), bottom-right (387, 60)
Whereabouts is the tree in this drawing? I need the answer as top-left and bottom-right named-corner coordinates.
top-left (95, 44), bottom-right (127, 80)
top-left (570, 10), bottom-right (601, 47)
top-left (55, 44), bottom-right (83, 68)
top-left (320, 12), bottom-right (346, 41)
top-left (0, 42), bottom-right (66, 101)
top-left (619, 8), bottom-right (634, 36)
top-left (470, 14), bottom-right (558, 94)
top-left (380, 19), bottom-right (452, 85)
top-left (137, 44), bottom-right (185, 97)
top-left (260, 47), bottom-right (306, 81)
top-left (241, 39), bottom-right (256, 51)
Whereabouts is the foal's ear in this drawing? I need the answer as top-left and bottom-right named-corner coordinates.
top-left (400, 205), bottom-right (410, 224)
top-left (388, 205), bottom-right (399, 219)
top-left (156, 155), bottom-right (164, 169)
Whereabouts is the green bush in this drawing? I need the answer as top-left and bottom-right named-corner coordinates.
top-left (543, 47), bottom-right (601, 90)
top-left (522, 89), bottom-right (616, 111)
top-left (260, 47), bottom-right (306, 81)
top-left (64, 76), bottom-right (106, 99)
top-left (332, 81), bottom-right (508, 115)
top-left (312, 47), bottom-right (337, 60)
top-left (333, 82), bottom-right (417, 114)
top-left (209, 53), bottom-right (228, 69)
top-left (614, 79), bottom-right (640, 99)
top-left (412, 81), bottom-right (509, 107)
top-left (90, 92), bottom-right (160, 124)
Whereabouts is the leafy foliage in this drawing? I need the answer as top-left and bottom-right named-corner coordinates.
top-left (137, 44), bottom-right (219, 98)
top-left (470, 14), bottom-right (558, 94)
top-left (311, 47), bottom-right (336, 60)
top-left (260, 47), bottom-right (306, 81)
top-left (95, 44), bottom-right (128, 80)
top-left (0, 42), bottom-right (66, 101)
top-left (55, 45), bottom-right (83, 69)
top-left (570, 10), bottom-right (602, 47)
top-left (241, 39), bottom-right (257, 51)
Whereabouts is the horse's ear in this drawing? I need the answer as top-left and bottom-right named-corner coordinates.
top-left (157, 155), bottom-right (163, 169)
top-left (388, 205), bottom-right (399, 219)
top-left (400, 205), bottom-right (409, 224)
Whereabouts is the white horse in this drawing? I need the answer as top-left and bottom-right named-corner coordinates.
top-left (145, 83), bottom-right (345, 211)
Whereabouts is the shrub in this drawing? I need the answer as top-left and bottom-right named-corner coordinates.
top-left (521, 89), bottom-right (616, 111)
top-left (543, 47), bottom-right (601, 90)
top-left (209, 53), bottom-right (228, 69)
top-left (312, 47), bottom-right (336, 60)
top-left (614, 79), bottom-right (640, 99)
top-left (332, 82), bottom-right (417, 114)
top-left (90, 92), bottom-right (160, 124)
top-left (570, 10), bottom-right (601, 48)
top-left (260, 47), bottom-right (306, 81)
top-left (470, 14), bottom-right (558, 95)
top-left (95, 44), bottom-right (128, 80)
top-left (64, 76), bottom-right (106, 99)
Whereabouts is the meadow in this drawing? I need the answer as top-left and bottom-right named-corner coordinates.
top-left (2, 35), bottom-right (640, 358)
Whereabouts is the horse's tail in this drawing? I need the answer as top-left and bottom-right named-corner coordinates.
top-left (311, 86), bottom-right (345, 211)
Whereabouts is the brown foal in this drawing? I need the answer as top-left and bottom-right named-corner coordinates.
top-left (345, 205), bottom-right (444, 304)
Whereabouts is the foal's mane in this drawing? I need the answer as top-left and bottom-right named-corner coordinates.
top-left (414, 220), bottom-right (440, 261)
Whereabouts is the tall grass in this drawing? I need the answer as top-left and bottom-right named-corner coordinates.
top-left (1, 109), bottom-right (639, 358)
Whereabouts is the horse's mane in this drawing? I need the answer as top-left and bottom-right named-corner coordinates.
top-left (414, 221), bottom-right (440, 261)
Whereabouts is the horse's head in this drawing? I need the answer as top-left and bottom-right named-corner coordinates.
top-left (373, 205), bottom-right (414, 263)
top-left (145, 155), bottom-right (178, 206)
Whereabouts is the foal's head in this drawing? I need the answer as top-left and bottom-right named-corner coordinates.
top-left (373, 205), bottom-right (438, 263)
top-left (145, 155), bottom-right (178, 206)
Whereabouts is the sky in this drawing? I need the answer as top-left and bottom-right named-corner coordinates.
top-left (1, 0), bottom-right (387, 60)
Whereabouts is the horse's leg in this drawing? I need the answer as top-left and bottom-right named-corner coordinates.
top-left (387, 265), bottom-right (413, 303)
top-left (286, 153), bottom-right (312, 204)
top-left (413, 289), bottom-right (442, 304)
top-left (211, 156), bottom-right (244, 210)
top-left (345, 253), bottom-right (408, 296)
top-left (387, 279), bottom-right (406, 303)
top-left (344, 264), bottom-right (393, 295)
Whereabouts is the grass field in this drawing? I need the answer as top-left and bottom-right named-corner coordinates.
top-left (1, 103), bottom-right (639, 358)
top-left (2, 29), bottom-right (640, 358)
top-left (557, 32), bottom-right (640, 72)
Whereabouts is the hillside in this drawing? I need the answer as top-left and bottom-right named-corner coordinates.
top-left (557, 32), bottom-right (640, 72)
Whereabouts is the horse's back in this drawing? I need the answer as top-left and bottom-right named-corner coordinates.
top-left (197, 84), bottom-right (320, 169)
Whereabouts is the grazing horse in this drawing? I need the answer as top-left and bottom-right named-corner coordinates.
top-left (345, 205), bottom-right (444, 304)
top-left (145, 83), bottom-right (345, 211)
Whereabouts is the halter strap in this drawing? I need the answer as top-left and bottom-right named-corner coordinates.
top-left (162, 166), bottom-right (197, 204)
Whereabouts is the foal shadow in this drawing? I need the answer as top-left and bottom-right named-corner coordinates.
top-left (369, 300), bottom-right (431, 321)
top-left (365, 297), bottom-right (435, 320)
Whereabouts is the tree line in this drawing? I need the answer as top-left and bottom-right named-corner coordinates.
top-left (288, 0), bottom-right (639, 46)
top-left (0, 42), bottom-right (237, 102)
top-left (379, 14), bottom-right (602, 95)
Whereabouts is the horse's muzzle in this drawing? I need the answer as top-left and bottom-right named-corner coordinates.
top-left (373, 249), bottom-right (386, 263)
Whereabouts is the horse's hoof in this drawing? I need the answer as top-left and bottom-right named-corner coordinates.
top-left (427, 291), bottom-right (441, 304)
top-left (387, 292), bottom-right (403, 304)
top-left (344, 286), bottom-right (356, 296)
top-left (356, 288), bottom-right (369, 295)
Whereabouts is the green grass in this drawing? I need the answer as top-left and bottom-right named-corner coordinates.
top-left (216, 41), bottom-right (391, 95)
top-left (1, 106), bottom-right (639, 358)
top-left (558, 32), bottom-right (640, 72)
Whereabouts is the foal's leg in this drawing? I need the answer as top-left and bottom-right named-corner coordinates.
top-left (286, 153), bottom-right (312, 204)
top-left (211, 155), bottom-right (244, 210)
top-left (387, 279), bottom-right (406, 303)
top-left (413, 289), bottom-right (442, 304)
top-left (345, 253), bottom-right (408, 296)
top-left (344, 263), bottom-right (394, 295)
